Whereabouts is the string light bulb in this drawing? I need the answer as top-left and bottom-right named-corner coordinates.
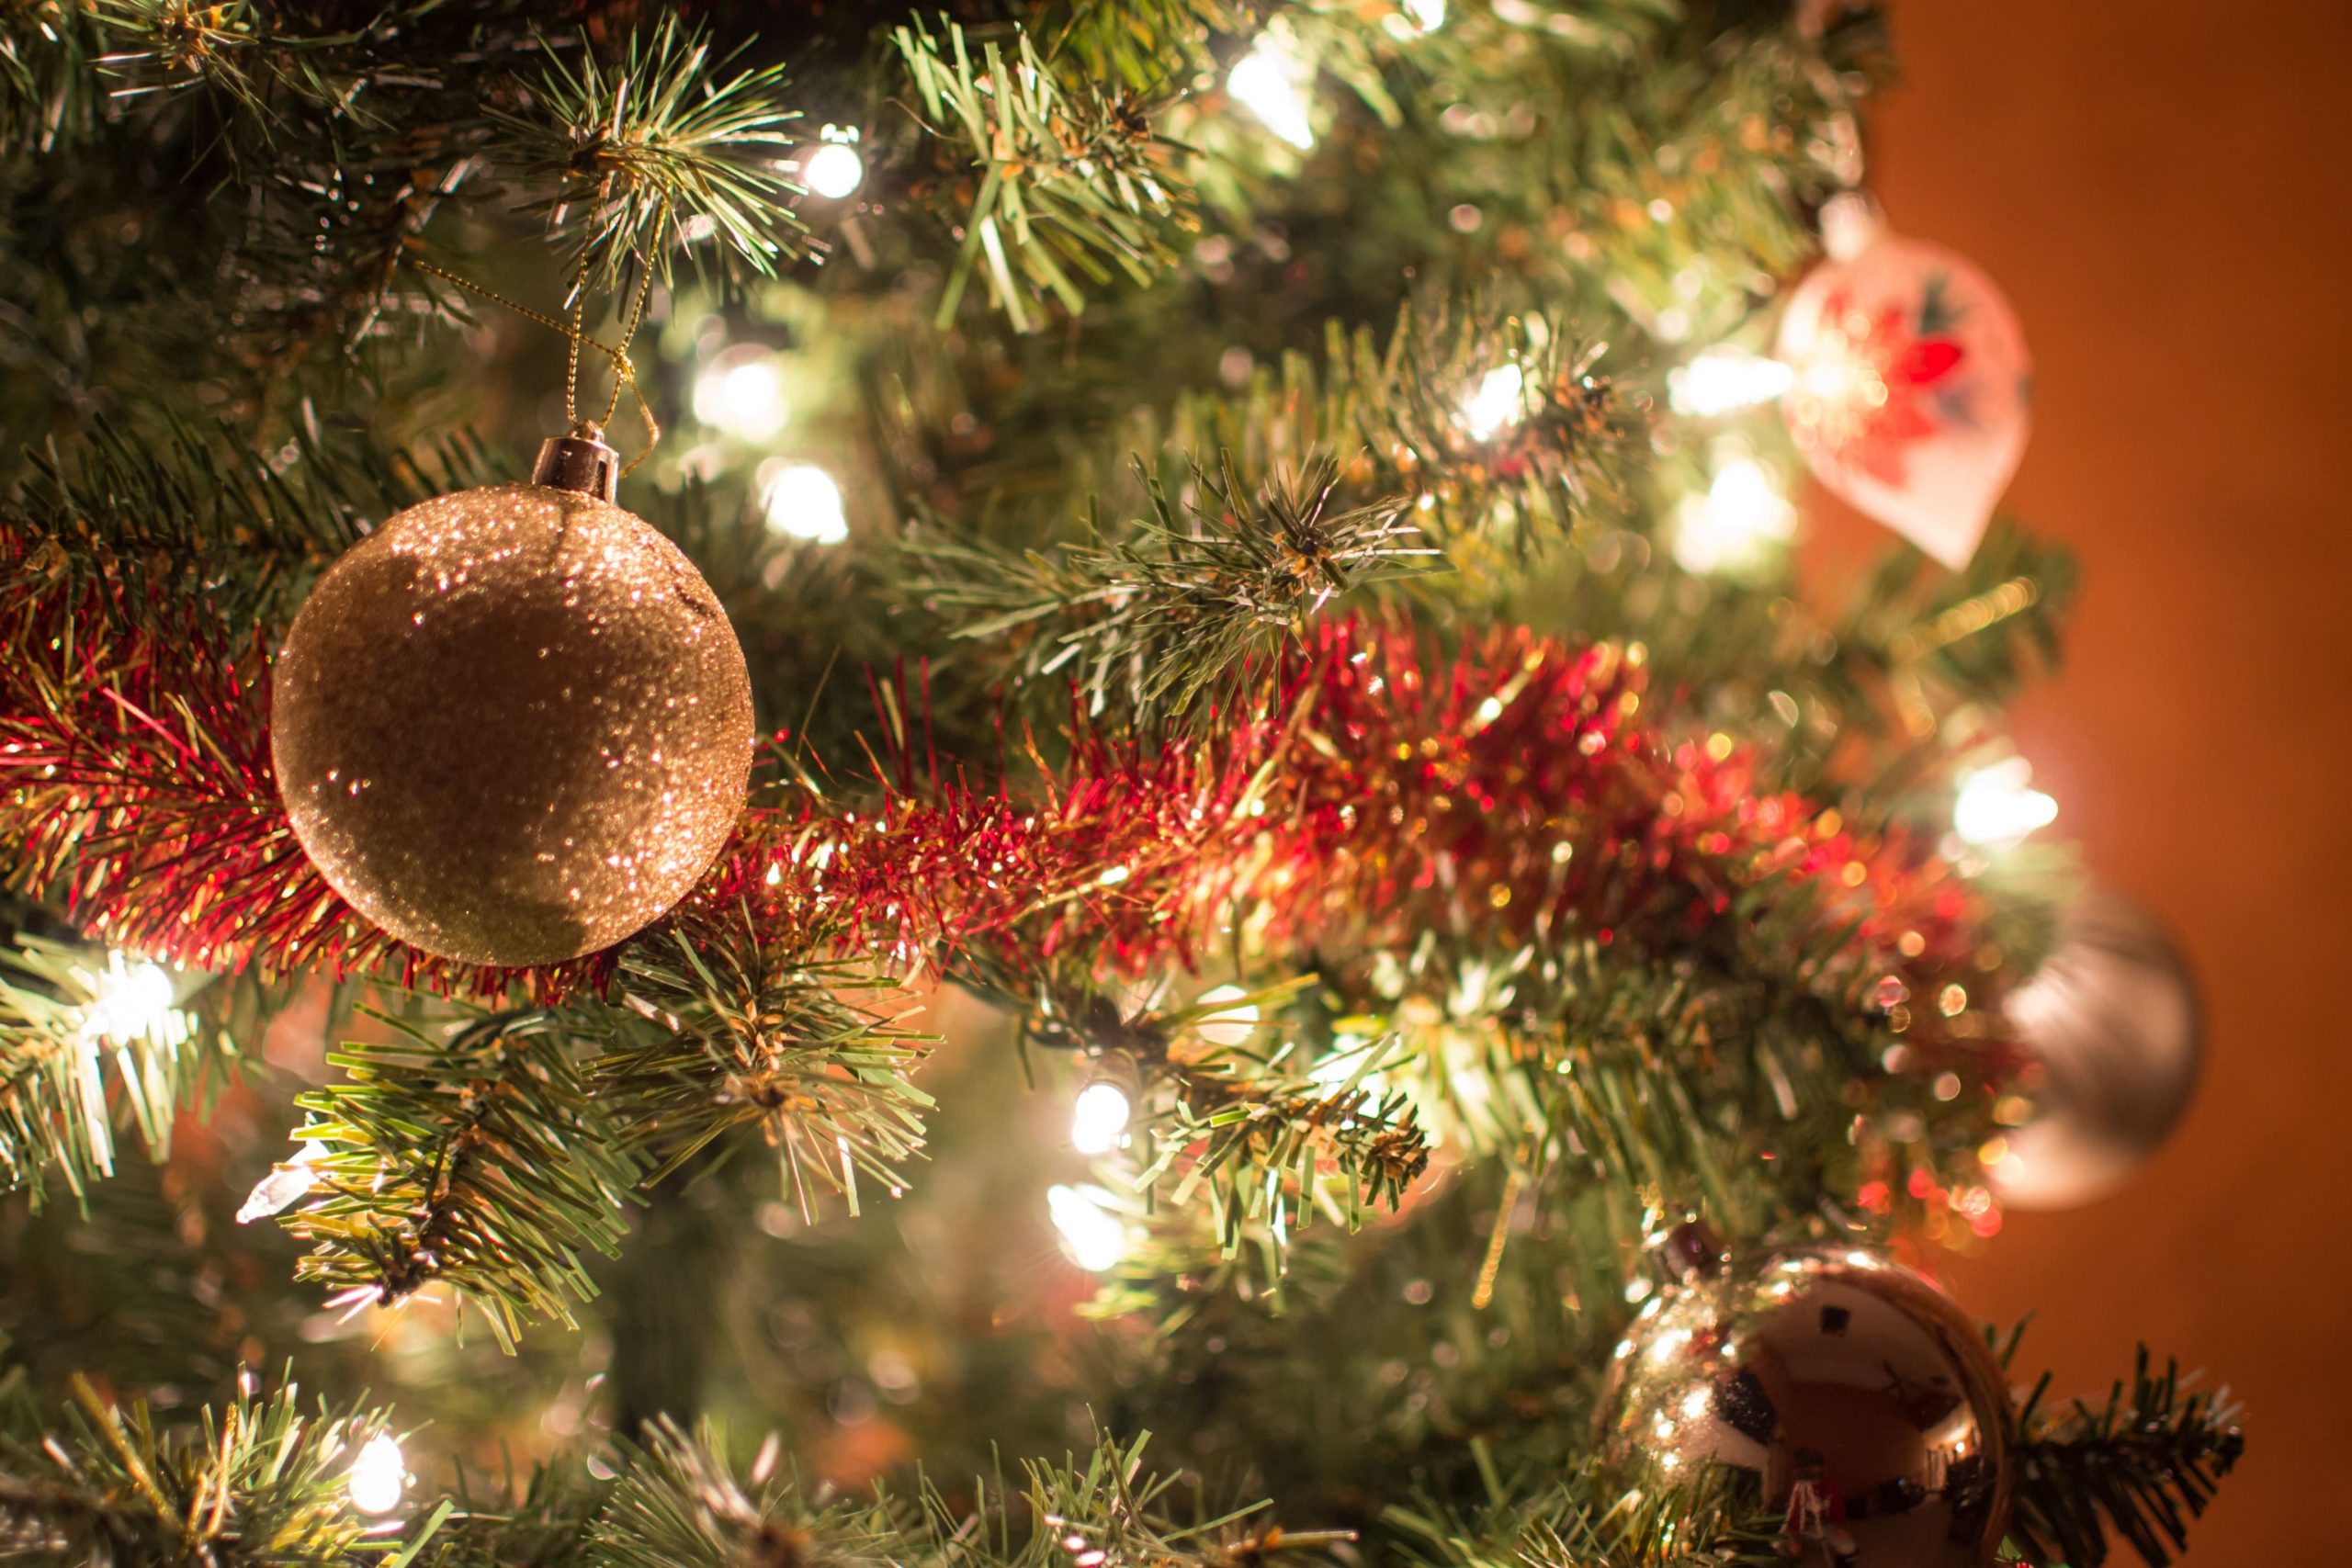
top-left (1047, 1184), bottom-right (1130, 1272)
top-left (760, 462), bottom-right (849, 545)
top-left (1069, 1077), bottom-right (1135, 1155)
top-left (237, 1140), bottom-right (331, 1224)
top-left (75, 953), bottom-right (187, 1049)
top-left (801, 128), bottom-right (865, 200)
top-left (1462, 363), bottom-right (1526, 442)
top-left (1952, 757), bottom-right (2058, 849)
top-left (692, 348), bottom-right (789, 443)
top-left (345, 1431), bottom-right (407, 1517)
top-left (1228, 32), bottom-right (1315, 150)
top-left (1668, 349), bottom-right (1795, 416)
top-left (1671, 452), bottom-right (1796, 575)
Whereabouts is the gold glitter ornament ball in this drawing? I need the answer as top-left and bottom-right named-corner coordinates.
top-left (272, 477), bottom-right (753, 966)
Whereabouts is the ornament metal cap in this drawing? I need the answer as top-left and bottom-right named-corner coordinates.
top-left (531, 421), bottom-right (621, 502)
top-left (1647, 1217), bottom-right (1725, 1285)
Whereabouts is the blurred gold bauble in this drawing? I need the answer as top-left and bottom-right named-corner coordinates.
top-left (272, 455), bottom-right (753, 966)
top-left (1600, 1237), bottom-right (2013, 1568)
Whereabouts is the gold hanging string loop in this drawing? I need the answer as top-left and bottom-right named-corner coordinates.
top-left (565, 275), bottom-right (587, 428)
top-left (409, 205), bottom-right (670, 478)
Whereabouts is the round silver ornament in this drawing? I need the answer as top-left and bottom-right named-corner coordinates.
top-left (1600, 1237), bottom-right (2013, 1568)
top-left (1985, 889), bottom-right (2200, 1211)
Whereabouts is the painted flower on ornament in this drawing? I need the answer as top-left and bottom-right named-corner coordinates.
top-left (1786, 279), bottom-right (1970, 488)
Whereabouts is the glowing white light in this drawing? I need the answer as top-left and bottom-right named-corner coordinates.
top-left (693, 353), bottom-right (789, 444)
top-left (1402, 0), bottom-right (1446, 29)
top-left (77, 953), bottom-right (184, 1048)
top-left (1671, 457), bottom-right (1796, 575)
top-left (1952, 757), bottom-right (2058, 849)
top-left (761, 463), bottom-right (849, 544)
top-left (1047, 1184), bottom-right (1130, 1272)
top-left (1229, 34), bottom-right (1315, 151)
top-left (1668, 349), bottom-right (1795, 416)
top-left (1462, 363), bottom-right (1526, 442)
top-left (237, 1140), bottom-right (330, 1224)
top-left (1069, 1080), bottom-right (1134, 1155)
top-left (346, 1431), bottom-right (407, 1517)
top-left (1194, 984), bottom-right (1259, 1049)
top-left (802, 141), bottom-right (865, 200)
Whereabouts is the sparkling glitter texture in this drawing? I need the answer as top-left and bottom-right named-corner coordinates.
top-left (271, 484), bottom-right (754, 965)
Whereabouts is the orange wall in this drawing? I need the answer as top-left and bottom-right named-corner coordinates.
top-left (1809, 5), bottom-right (2352, 1560)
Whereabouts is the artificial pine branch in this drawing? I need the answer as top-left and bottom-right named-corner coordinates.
top-left (1146, 309), bottom-right (1638, 559)
top-left (894, 17), bottom-right (1193, 331)
top-left (582, 1419), bottom-right (1345, 1568)
top-left (0, 3), bottom-right (548, 446)
top-left (1040, 0), bottom-right (1259, 90)
top-left (2006, 1346), bottom-right (2245, 1568)
top-left (401, 1460), bottom-right (605, 1568)
top-left (1137, 1030), bottom-right (1430, 1246)
top-left (0, 2), bottom-right (107, 149)
top-left (1524, 8), bottom-right (1879, 344)
top-left (4, 418), bottom-right (498, 626)
top-left (0, 1371), bottom-right (435, 1568)
top-left (595, 922), bottom-right (933, 1213)
top-left (901, 452), bottom-right (1430, 720)
top-left (0, 934), bottom-right (229, 1209)
top-left (278, 1007), bottom-right (644, 1348)
top-left (1386, 1461), bottom-right (1781, 1568)
top-left (1003, 1429), bottom-right (1352, 1568)
top-left (587, 1417), bottom-right (899, 1568)
top-left (1843, 517), bottom-right (2081, 721)
top-left (492, 16), bottom-right (809, 295)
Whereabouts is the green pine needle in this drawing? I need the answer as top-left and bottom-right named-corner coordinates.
top-left (493, 17), bottom-right (809, 294)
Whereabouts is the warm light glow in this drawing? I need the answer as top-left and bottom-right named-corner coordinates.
top-left (1229, 34), bottom-right (1315, 150)
top-left (1047, 1184), bottom-right (1129, 1272)
top-left (237, 1140), bottom-right (330, 1224)
top-left (1953, 757), bottom-right (2058, 848)
top-left (346, 1431), bottom-right (407, 1517)
top-left (1401, 0), bottom-right (1446, 29)
top-left (762, 462), bottom-right (849, 544)
top-left (1462, 363), bottom-right (1526, 442)
top-left (77, 953), bottom-right (185, 1048)
top-left (802, 141), bottom-right (865, 200)
top-left (692, 352), bottom-right (789, 442)
top-left (1195, 984), bottom-right (1260, 1049)
top-left (1069, 1080), bottom-right (1134, 1155)
top-left (1671, 456), bottom-right (1795, 574)
top-left (1668, 349), bottom-right (1795, 416)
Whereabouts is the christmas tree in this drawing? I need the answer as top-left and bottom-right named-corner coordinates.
top-left (0, 5), bottom-right (2245, 1567)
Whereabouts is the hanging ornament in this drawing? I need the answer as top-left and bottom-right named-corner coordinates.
top-left (1600, 1226), bottom-right (2014, 1568)
top-left (1776, 194), bottom-right (2031, 568)
top-left (272, 425), bottom-right (755, 967)
top-left (1984, 890), bottom-right (2201, 1211)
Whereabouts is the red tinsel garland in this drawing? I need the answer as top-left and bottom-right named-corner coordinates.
top-left (0, 545), bottom-right (594, 998)
top-left (693, 620), bottom-right (2003, 1074)
top-left (0, 549), bottom-right (2004, 1080)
